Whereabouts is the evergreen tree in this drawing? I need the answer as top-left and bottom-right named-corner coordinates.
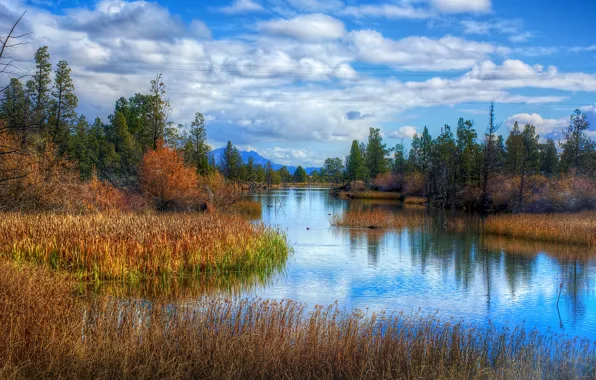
top-left (540, 138), bottom-right (559, 177)
top-left (183, 112), bottom-right (211, 176)
top-left (516, 124), bottom-right (540, 211)
top-left (365, 128), bottom-right (388, 180)
top-left (49, 60), bottom-right (78, 155)
top-left (293, 166), bottom-right (308, 183)
top-left (392, 141), bottom-right (407, 174)
top-left (455, 118), bottom-right (478, 187)
top-left (221, 141), bottom-right (242, 180)
top-left (346, 139), bottom-right (365, 183)
top-left (25, 46), bottom-right (52, 129)
top-left (505, 121), bottom-right (524, 175)
top-left (560, 109), bottom-right (591, 173)
top-left (0, 78), bottom-right (27, 133)
top-left (112, 111), bottom-right (136, 179)
top-left (278, 166), bottom-right (291, 184)
top-left (148, 73), bottom-right (170, 150)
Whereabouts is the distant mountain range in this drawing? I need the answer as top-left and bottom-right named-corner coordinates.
top-left (209, 147), bottom-right (319, 175)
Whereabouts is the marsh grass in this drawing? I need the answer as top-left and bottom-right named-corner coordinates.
top-left (1, 261), bottom-right (595, 380)
top-left (404, 196), bottom-right (427, 204)
top-left (346, 191), bottom-right (402, 200)
top-left (228, 200), bottom-right (263, 217)
top-left (332, 209), bottom-right (429, 229)
top-left (0, 213), bottom-right (289, 282)
top-left (484, 212), bottom-right (596, 246)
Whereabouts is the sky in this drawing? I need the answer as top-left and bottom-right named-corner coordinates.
top-left (1, 0), bottom-right (595, 167)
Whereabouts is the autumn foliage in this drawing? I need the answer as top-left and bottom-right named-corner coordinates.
top-left (139, 140), bottom-right (203, 210)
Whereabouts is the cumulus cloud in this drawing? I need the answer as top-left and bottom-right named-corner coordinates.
top-left (389, 126), bottom-right (418, 139)
top-left (258, 14), bottom-right (345, 41)
top-left (217, 0), bottom-right (264, 15)
top-left (430, 0), bottom-right (491, 13)
top-left (3, 0), bottom-right (595, 161)
top-left (504, 113), bottom-right (567, 137)
top-left (348, 31), bottom-right (509, 71)
top-left (340, 4), bottom-right (430, 19)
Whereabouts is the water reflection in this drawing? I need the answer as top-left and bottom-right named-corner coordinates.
top-left (249, 188), bottom-right (596, 340)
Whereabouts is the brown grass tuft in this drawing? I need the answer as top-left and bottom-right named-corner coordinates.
top-left (0, 213), bottom-right (289, 282)
top-left (484, 212), bottom-right (596, 246)
top-left (331, 209), bottom-right (429, 229)
top-left (0, 261), bottom-right (594, 379)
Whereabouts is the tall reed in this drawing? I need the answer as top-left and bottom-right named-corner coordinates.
top-left (0, 213), bottom-right (289, 282)
top-left (484, 212), bottom-right (596, 246)
top-left (331, 209), bottom-right (429, 229)
top-left (1, 261), bottom-right (594, 379)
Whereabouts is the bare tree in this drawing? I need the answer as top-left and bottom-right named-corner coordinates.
top-left (1, 11), bottom-right (31, 183)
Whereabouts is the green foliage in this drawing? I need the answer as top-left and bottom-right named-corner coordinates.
top-left (323, 157), bottom-right (344, 184)
top-left (293, 166), bottom-right (308, 183)
top-left (183, 112), bottom-right (212, 176)
top-left (222, 141), bottom-right (243, 180)
top-left (49, 60), bottom-right (78, 156)
top-left (346, 140), bottom-right (365, 182)
top-left (560, 109), bottom-right (593, 173)
top-left (365, 127), bottom-right (388, 179)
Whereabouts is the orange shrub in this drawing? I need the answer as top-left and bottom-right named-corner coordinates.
top-left (139, 140), bottom-right (203, 210)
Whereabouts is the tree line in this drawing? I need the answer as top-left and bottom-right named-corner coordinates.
top-left (324, 103), bottom-right (595, 213)
top-left (0, 46), bottom-right (318, 189)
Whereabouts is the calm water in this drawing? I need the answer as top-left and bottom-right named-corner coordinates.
top-left (244, 188), bottom-right (596, 340)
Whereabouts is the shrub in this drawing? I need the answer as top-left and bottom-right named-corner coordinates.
top-left (139, 140), bottom-right (204, 211)
top-left (371, 172), bottom-right (402, 192)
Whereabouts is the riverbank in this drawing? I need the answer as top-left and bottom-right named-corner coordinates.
top-left (484, 211), bottom-right (596, 246)
top-left (1, 260), bottom-right (594, 380)
top-left (0, 212), bottom-right (289, 282)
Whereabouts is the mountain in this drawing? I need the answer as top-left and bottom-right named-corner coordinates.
top-left (209, 148), bottom-right (319, 175)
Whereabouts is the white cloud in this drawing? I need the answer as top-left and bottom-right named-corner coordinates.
top-left (340, 4), bottom-right (430, 19)
top-left (218, 0), bottom-right (264, 14)
top-left (460, 18), bottom-right (533, 43)
top-left (569, 45), bottom-right (596, 53)
top-left (504, 113), bottom-right (567, 137)
top-left (190, 20), bottom-right (212, 40)
top-left (389, 126), bottom-right (418, 139)
top-left (258, 14), bottom-right (345, 41)
top-left (430, 0), bottom-right (491, 13)
top-left (348, 31), bottom-right (509, 71)
top-left (283, 0), bottom-right (344, 13)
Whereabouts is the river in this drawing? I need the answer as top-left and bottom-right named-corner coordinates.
top-left (242, 187), bottom-right (596, 340)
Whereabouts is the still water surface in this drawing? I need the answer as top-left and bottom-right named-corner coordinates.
top-left (245, 188), bottom-right (596, 340)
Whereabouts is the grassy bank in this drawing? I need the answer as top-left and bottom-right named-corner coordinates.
top-left (1, 261), bottom-right (594, 379)
top-left (0, 213), bottom-right (289, 282)
top-left (339, 191), bottom-right (402, 200)
top-left (484, 211), bottom-right (596, 246)
top-left (331, 209), bottom-right (428, 229)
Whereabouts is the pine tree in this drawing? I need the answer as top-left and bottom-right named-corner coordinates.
top-left (346, 140), bottom-right (365, 183)
top-left (49, 60), bottom-right (78, 155)
top-left (148, 73), bottom-right (170, 150)
top-left (183, 112), bottom-right (211, 176)
top-left (293, 166), bottom-right (308, 183)
top-left (540, 138), bottom-right (559, 177)
top-left (505, 121), bottom-right (523, 175)
top-left (221, 141), bottom-right (242, 180)
top-left (25, 46), bottom-right (52, 130)
top-left (365, 128), bottom-right (388, 180)
top-left (516, 124), bottom-right (540, 211)
top-left (560, 109), bottom-right (591, 174)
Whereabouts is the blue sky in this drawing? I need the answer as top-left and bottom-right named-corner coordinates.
top-left (1, 0), bottom-right (595, 166)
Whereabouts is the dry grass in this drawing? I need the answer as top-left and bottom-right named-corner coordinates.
top-left (484, 212), bottom-right (596, 246)
top-left (331, 209), bottom-right (429, 229)
top-left (404, 196), bottom-right (427, 205)
top-left (0, 213), bottom-right (289, 282)
top-left (228, 200), bottom-right (263, 217)
top-left (339, 191), bottom-right (402, 200)
top-left (1, 261), bottom-right (594, 379)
